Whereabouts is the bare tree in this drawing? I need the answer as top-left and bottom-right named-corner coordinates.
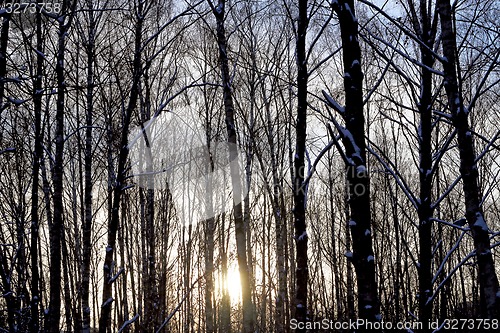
top-left (46, 1), bottom-right (77, 331)
top-left (327, 0), bottom-right (380, 322)
top-left (208, 0), bottom-right (255, 331)
top-left (292, 0), bottom-right (309, 327)
top-left (437, 0), bottom-right (500, 319)
top-left (98, 1), bottom-right (146, 331)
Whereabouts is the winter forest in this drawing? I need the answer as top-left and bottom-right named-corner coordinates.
top-left (0, 0), bottom-right (499, 332)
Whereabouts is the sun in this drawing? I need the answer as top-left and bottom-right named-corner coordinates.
top-left (225, 266), bottom-right (242, 303)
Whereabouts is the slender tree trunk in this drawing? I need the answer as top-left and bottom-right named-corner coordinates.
top-left (0, 1), bottom-right (10, 114)
top-left (292, 0), bottom-right (309, 328)
top-left (219, 211), bottom-right (231, 333)
top-left (46, 4), bottom-right (71, 330)
top-left (98, 2), bottom-right (144, 331)
top-left (211, 1), bottom-right (255, 331)
top-left (268, 100), bottom-right (287, 333)
top-left (82, 1), bottom-right (95, 331)
top-left (140, 68), bottom-right (158, 332)
top-left (61, 226), bottom-right (73, 332)
top-left (332, 0), bottom-right (380, 321)
top-left (437, 0), bottom-right (500, 319)
top-left (203, 95), bottom-right (216, 333)
top-left (406, 0), bottom-right (438, 327)
top-left (29, 7), bottom-right (43, 332)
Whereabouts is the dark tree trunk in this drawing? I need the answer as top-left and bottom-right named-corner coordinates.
top-left (46, 4), bottom-right (71, 331)
top-left (292, 0), bottom-right (309, 328)
top-left (437, 0), bottom-right (500, 319)
top-left (212, 1), bottom-right (255, 331)
top-left (98, 2), bottom-right (144, 331)
top-left (333, 0), bottom-right (380, 321)
top-left (202, 93), bottom-right (216, 333)
top-left (0, 2), bottom-right (9, 114)
top-left (29, 7), bottom-right (44, 333)
top-left (406, 0), bottom-right (438, 328)
top-left (82, 1), bottom-right (96, 332)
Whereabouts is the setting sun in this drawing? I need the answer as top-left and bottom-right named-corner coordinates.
top-left (225, 267), bottom-right (242, 303)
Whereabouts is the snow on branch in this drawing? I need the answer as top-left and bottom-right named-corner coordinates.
top-left (300, 135), bottom-right (336, 194)
top-left (329, 117), bottom-right (362, 165)
top-left (357, 0), bottom-right (445, 62)
top-left (363, 59), bottom-right (391, 105)
top-left (102, 297), bottom-right (113, 308)
top-left (118, 314), bottom-right (140, 333)
top-left (362, 28), bottom-right (443, 76)
top-left (432, 175), bottom-right (462, 210)
top-left (156, 274), bottom-right (204, 333)
top-left (108, 268), bottom-right (125, 284)
top-left (366, 144), bottom-right (418, 209)
top-left (427, 249), bottom-right (476, 306)
top-left (322, 90), bottom-right (345, 114)
top-left (430, 217), bottom-right (469, 232)
top-left (432, 230), bottom-right (466, 284)
top-left (0, 148), bottom-right (15, 155)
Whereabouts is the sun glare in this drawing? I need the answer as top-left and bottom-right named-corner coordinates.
top-left (226, 267), bottom-right (242, 303)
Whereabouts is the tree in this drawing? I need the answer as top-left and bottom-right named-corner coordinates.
top-left (437, 0), bottom-right (500, 319)
top-left (292, 0), bottom-right (309, 327)
top-left (46, 1), bottom-right (77, 331)
top-left (98, 0), bottom-right (145, 330)
top-left (327, 0), bottom-right (380, 322)
top-left (29, 5), bottom-right (44, 332)
top-left (209, 0), bottom-right (255, 331)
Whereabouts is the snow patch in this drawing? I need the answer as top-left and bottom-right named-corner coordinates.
top-left (297, 231), bottom-right (308, 241)
top-left (367, 255), bottom-right (374, 262)
top-left (215, 3), bottom-right (223, 15)
top-left (102, 297), bottom-right (114, 308)
top-left (365, 304), bottom-right (372, 309)
top-left (322, 90), bottom-right (345, 113)
top-left (344, 3), bottom-right (358, 23)
top-left (345, 251), bottom-right (353, 258)
top-left (356, 165), bottom-right (366, 176)
top-left (365, 229), bottom-right (371, 236)
top-left (349, 220), bottom-right (357, 226)
top-left (473, 212), bottom-right (488, 232)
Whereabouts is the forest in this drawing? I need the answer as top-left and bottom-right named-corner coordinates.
top-left (0, 0), bottom-right (499, 332)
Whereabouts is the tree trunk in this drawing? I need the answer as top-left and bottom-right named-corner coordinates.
top-left (437, 0), bottom-right (500, 319)
top-left (292, 0), bottom-right (309, 328)
top-left (29, 7), bottom-right (43, 332)
top-left (82, 1), bottom-right (96, 331)
top-left (0, 1), bottom-right (10, 114)
top-left (98, 2), bottom-right (144, 331)
top-left (212, 1), bottom-right (255, 331)
top-left (333, 0), bottom-right (380, 321)
top-left (406, 0), bottom-right (438, 327)
top-left (203, 96), bottom-right (216, 333)
top-left (46, 4), bottom-right (70, 330)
